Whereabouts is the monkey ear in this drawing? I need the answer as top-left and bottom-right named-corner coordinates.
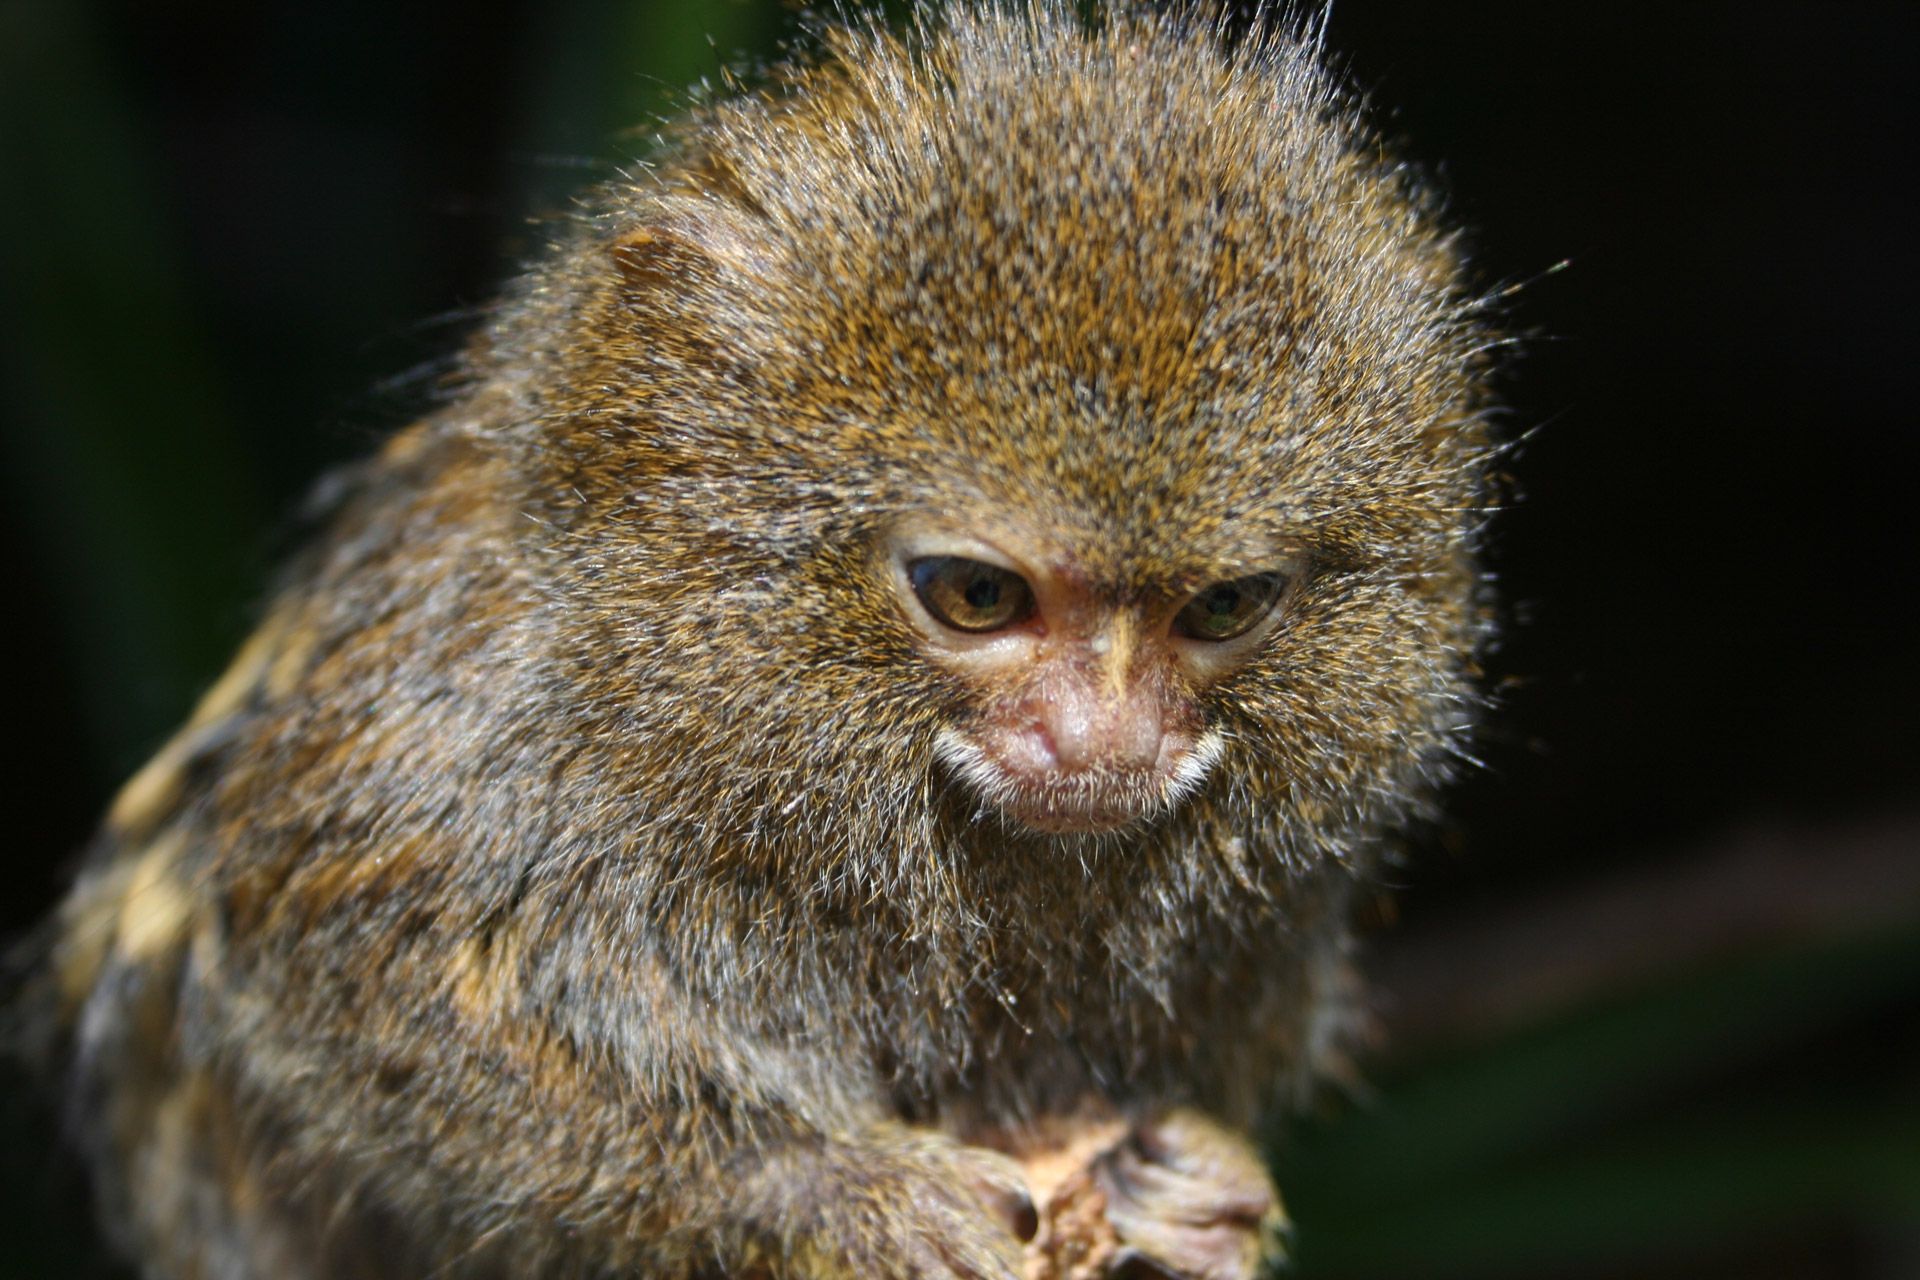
top-left (608, 212), bottom-right (766, 300)
top-left (605, 216), bottom-right (775, 373)
top-left (610, 226), bottom-right (711, 296)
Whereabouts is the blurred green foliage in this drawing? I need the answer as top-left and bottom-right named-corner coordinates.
top-left (1, 0), bottom-right (262, 770)
top-left (1276, 923), bottom-right (1920, 1277)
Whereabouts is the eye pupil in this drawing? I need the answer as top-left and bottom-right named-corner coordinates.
top-left (1177, 572), bottom-right (1288, 642)
top-left (907, 557), bottom-right (1035, 634)
top-left (964, 577), bottom-right (1000, 609)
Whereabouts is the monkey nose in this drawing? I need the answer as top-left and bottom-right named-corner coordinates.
top-left (1032, 689), bottom-right (1165, 774)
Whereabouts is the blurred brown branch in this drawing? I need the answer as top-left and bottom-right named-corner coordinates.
top-left (1372, 810), bottom-right (1920, 1051)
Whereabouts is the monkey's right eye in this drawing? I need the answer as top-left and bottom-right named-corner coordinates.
top-left (907, 557), bottom-right (1036, 633)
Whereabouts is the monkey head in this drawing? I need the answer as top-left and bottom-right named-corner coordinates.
top-left (493, 7), bottom-right (1494, 898)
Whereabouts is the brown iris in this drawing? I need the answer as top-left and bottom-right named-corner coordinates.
top-left (1174, 572), bottom-right (1288, 641)
top-left (907, 557), bottom-right (1036, 633)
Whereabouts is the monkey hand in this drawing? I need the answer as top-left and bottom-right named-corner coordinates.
top-left (742, 1131), bottom-right (1037, 1280)
top-left (1089, 1111), bottom-right (1287, 1280)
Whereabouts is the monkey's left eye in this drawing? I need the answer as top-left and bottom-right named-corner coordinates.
top-left (1174, 572), bottom-right (1289, 642)
top-left (907, 557), bottom-right (1036, 633)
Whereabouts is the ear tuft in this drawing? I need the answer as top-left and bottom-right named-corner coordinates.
top-left (610, 226), bottom-right (710, 296)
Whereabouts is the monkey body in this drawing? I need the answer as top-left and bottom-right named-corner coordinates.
top-left (44, 4), bottom-right (1493, 1277)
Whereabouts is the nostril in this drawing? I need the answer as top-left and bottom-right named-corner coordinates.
top-left (1106, 696), bottom-right (1166, 772)
top-left (1040, 697), bottom-right (1097, 772)
top-left (998, 720), bottom-right (1059, 774)
top-left (1115, 723), bottom-right (1165, 772)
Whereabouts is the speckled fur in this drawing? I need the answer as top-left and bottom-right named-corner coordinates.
top-left (40, 3), bottom-right (1496, 1276)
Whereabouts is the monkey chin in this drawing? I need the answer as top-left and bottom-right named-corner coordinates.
top-left (935, 726), bottom-right (1226, 836)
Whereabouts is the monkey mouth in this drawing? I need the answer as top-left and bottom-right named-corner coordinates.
top-left (995, 776), bottom-right (1175, 832)
top-left (934, 728), bottom-right (1224, 834)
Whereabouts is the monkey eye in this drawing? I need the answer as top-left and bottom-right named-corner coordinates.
top-left (907, 557), bottom-right (1037, 634)
top-left (1174, 572), bottom-right (1289, 642)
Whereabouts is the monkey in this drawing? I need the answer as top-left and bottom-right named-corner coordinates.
top-left (29, 2), bottom-right (1497, 1277)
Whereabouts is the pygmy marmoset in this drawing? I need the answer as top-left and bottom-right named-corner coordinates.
top-left (37, 3), bottom-right (1497, 1276)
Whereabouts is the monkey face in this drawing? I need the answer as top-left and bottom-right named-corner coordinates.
top-left (885, 516), bottom-right (1306, 833)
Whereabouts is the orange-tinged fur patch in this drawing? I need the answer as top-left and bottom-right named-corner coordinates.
top-left (116, 828), bottom-right (197, 965)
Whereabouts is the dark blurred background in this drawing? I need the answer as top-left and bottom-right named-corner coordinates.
top-left (2, 0), bottom-right (1915, 1276)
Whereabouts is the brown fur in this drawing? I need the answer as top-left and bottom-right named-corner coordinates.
top-left (40, 3), bottom-right (1497, 1276)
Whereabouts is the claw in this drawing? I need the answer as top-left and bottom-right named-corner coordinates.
top-left (1108, 1246), bottom-right (1181, 1280)
top-left (1090, 1112), bottom-right (1283, 1280)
